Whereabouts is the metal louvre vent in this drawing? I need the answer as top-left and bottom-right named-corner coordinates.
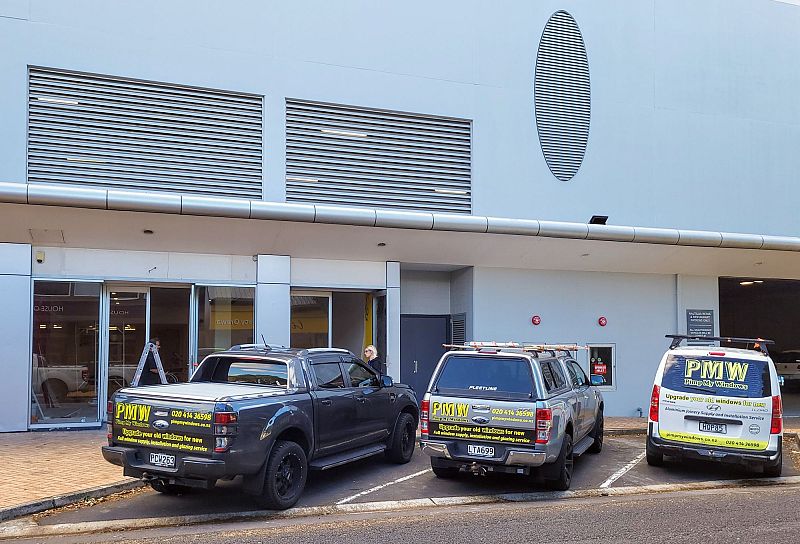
top-left (451, 313), bottom-right (466, 345)
top-left (28, 67), bottom-right (264, 198)
top-left (534, 11), bottom-right (590, 182)
top-left (285, 99), bottom-right (471, 213)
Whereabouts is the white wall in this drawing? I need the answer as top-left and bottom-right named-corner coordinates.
top-left (3, 1), bottom-right (800, 236)
top-left (256, 255), bottom-right (290, 346)
top-left (400, 270), bottom-right (451, 315)
top-left (0, 243), bottom-right (32, 432)
top-left (450, 267), bottom-right (474, 340)
top-left (472, 267), bottom-right (677, 416)
top-left (332, 292), bottom-right (367, 356)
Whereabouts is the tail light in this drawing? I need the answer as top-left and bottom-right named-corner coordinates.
top-left (213, 404), bottom-right (238, 452)
top-left (106, 400), bottom-right (114, 442)
top-left (649, 385), bottom-right (660, 422)
top-left (535, 408), bottom-right (552, 444)
top-left (420, 395), bottom-right (430, 438)
top-left (771, 395), bottom-right (783, 434)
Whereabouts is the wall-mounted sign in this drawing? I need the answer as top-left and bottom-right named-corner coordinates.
top-left (686, 309), bottom-right (714, 344)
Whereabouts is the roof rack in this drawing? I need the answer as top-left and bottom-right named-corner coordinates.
top-left (665, 334), bottom-right (774, 356)
top-left (228, 343), bottom-right (289, 352)
top-left (443, 341), bottom-right (587, 357)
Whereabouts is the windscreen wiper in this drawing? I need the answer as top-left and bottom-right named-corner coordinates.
top-left (683, 385), bottom-right (716, 395)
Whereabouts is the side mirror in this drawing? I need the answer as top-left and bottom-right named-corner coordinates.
top-left (778, 375), bottom-right (785, 388)
top-left (590, 375), bottom-right (605, 386)
top-left (380, 375), bottom-right (394, 388)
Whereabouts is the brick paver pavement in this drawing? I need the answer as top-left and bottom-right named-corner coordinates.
top-left (0, 417), bottom-right (798, 514)
top-left (0, 429), bottom-right (133, 510)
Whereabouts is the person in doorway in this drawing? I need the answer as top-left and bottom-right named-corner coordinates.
top-left (138, 337), bottom-right (163, 386)
top-left (364, 345), bottom-right (383, 374)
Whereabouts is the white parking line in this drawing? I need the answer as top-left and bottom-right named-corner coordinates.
top-left (599, 451), bottom-right (646, 489)
top-left (335, 469), bottom-right (432, 505)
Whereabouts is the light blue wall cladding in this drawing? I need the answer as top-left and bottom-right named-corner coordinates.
top-left (0, 1), bottom-right (798, 235)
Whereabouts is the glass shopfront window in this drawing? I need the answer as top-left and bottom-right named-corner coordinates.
top-left (31, 281), bottom-right (101, 424)
top-left (291, 294), bottom-right (330, 348)
top-left (196, 286), bottom-right (255, 364)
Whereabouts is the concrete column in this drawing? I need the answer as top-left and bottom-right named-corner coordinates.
top-left (386, 261), bottom-right (400, 381)
top-left (256, 255), bottom-right (291, 347)
top-left (0, 243), bottom-right (32, 432)
top-left (676, 275), bottom-right (720, 336)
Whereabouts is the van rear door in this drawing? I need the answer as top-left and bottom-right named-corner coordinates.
top-left (657, 353), bottom-right (773, 451)
top-left (428, 354), bottom-right (539, 451)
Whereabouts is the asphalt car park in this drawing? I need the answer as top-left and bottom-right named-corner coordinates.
top-left (33, 434), bottom-right (800, 526)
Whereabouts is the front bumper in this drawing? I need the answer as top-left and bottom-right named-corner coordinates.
top-left (419, 439), bottom-right (546, 467)
top-left (102, 446), bottom-right (227, 484)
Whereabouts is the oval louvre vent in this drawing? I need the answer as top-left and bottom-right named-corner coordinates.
top-left (534, 10), bottom-right (590, 182)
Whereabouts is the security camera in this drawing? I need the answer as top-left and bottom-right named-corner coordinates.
top-left (35, 251), bottom-right (45, 264)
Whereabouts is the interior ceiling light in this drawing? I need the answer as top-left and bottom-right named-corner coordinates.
top-left (739, 281), bottom-right (755, 286)
top-left (754, 280), bottom-right (764, 283)
top-left (320, 129), bottom-right (368, 138)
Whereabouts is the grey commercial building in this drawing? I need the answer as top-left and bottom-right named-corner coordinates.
top-left (2, 0), bottom-right (800, 432)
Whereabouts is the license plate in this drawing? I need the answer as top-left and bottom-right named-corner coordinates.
top-left (149, 453), bottom-right (176, 468)
top-left (699, 422), bottom-right (727, 434)
top-left (467, 444), bottom-right (494, 457)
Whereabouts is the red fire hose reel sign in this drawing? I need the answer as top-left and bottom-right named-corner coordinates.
top-left (593, 363), bottom-right (607, 375)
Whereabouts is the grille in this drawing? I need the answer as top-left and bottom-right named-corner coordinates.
top-left (286, 99), bottom-right (471, 213)
top-left (534, 11), bottom-right (591, 182)
top-left (28, 67), bottom-right (264, 198)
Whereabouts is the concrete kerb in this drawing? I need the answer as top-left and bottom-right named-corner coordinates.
top-left (3, 476), bottom-right (800, 541)
top-left (0, 480), bottom-right (144, 523)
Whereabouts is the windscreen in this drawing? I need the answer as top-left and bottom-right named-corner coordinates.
top-left (434, 355), bottom-right (537, 399)
top-left (196, 356), bottom-right (289, 387)
top-left (661, 354), bottom-right (771, 398)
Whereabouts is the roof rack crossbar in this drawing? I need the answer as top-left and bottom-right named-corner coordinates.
top-left (443, 342), bottom-right (587, 355)
top-left (665, 334), bottom-right (774, 356)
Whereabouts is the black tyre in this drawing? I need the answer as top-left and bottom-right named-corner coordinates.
top-left (149, 480), bottom-right (191, 495)
top-left (587, 411), bottom-right (604, 454)
top-left (646, 439), bottom-right (664, 467)
top-left (763, 444), bottom-right (782, 477)
top-left (546, 433), bottom-right (574, 491)
top-left (430, 458), bottom-right (460, 479)
top-left (257, 440), bottom-right (307, 510)
top-left (386, 412), bottom-right (416, 464)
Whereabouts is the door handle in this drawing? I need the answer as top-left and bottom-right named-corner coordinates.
top-left (320, 399), bottom-right (332, 406)
top-left (414, 360), bottom-right (418, 373)
top-left (389, 392), bottom-right (397, 402)
top-left (356, 397), bottom-right (366, 403)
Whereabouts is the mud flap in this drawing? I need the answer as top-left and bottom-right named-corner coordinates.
top-left (242, 456), bottom-right (269, 495)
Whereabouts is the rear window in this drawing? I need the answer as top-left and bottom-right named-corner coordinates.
top-left (661, 354), bottom-right (771, 398)
top-left (200, 356), bottom-right (289, 387)
top-left (433, 355), bottom-right (537, 399)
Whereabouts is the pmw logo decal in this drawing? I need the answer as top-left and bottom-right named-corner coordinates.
top-left (115, 403), bottom-right (151, 423)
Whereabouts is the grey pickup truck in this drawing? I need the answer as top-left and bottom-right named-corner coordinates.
top-left (419, 343), bottom-right (604, 490)
top-left (102, 345), bottom-right (418, 509)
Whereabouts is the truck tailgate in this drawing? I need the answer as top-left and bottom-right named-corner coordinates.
top-left (112, 395), bottom-right (217, 455)
top-left (428, 394), bottom-right (537, 446)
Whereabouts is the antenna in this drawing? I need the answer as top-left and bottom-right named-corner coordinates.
top-left (261, 334), bottom-right (270, 351)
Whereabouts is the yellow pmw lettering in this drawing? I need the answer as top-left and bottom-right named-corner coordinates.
top-left (725, 361), bottom-right (749, 381)
top-left (700, 360), bottom-right (723, 380)
top-left (431, 402), bottom-right (469, 418)
top-left (114, 402), bottom-right (151, 423)
top-left (685, 359), bottom-right (750, 382)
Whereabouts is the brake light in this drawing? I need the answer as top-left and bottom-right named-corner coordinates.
top-left (213, 404), bottom-right (238, 452)
top-left (649, 385), bottom-right (660, 422)
top-left (420, 395), bottom-right (430, 438)
top-left (771, 395), bottom-right (783, 434)
top-left (535, 408), bottom-right (552, 444)
top-left (708, 352), bottom-right (726, 356)
top-left (106, 400), bottom-right (114, 441)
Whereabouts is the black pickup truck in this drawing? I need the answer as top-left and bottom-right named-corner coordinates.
top-left (102, 345), bottom-right (419, 509)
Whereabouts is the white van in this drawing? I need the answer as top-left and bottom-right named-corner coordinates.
top-left (647, 335), bottom-right (783, 476)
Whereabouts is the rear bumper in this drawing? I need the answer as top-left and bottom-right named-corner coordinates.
top-left (647, 430), bottom-right (781, 465)
top-left (419, 439), bottom-right (547, 467)
top-left (102, 446), bottom-right (227, 483)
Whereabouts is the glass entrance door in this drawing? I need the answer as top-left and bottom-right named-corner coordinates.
top-left (291, 291), bottom-right (332, 348)
top-left (106, 287), bottom-right (148, 398)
